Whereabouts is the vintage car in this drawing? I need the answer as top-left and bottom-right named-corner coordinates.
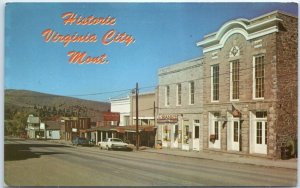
top-left (98, 138), bottom-right (131, 150)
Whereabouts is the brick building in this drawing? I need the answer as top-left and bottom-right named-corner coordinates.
top-left (196, 11), bottom-right (297, 158)
top-left (61, 117), bottom-right (91, 141)
top-left (157, 57), bottom-right (204, 151)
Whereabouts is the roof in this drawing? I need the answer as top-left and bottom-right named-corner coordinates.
top-left (27, 115), bottom-right (40, 124)
top-left (88, 126), bottom-right (113, 132)
top-left (87, 125), bottom-right (156, 133)
top-left (109, 95), bottom-right (130, 102)
top-left (45, 121), bottom-right (61, 130)
top-left (113, 125), bottom-right (156, 132)
top-left (158, 57), bottom-right (204, 76)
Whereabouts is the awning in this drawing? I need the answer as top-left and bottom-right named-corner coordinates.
top-left (86, 125), bottom-right (156, 133)
top-left (116, 127), bottom-right (125, 133)
top-left (143, 126), bottom-right (155, 132)
top-left (79, 129), bottom-right (87, 133)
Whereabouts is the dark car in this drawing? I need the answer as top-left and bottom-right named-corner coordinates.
top-left (72, 137), bottom-right (90, 146)
top-left (19, 132), bottom-right (27, 139)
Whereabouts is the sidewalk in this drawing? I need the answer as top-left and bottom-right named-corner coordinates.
top-left (140, 148), bottom-right (298, 170)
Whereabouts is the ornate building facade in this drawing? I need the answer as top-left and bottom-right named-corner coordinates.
top-left (156, 11), bottom-right (297, 159)
top-left (197, 11), bottom-right (297, 158)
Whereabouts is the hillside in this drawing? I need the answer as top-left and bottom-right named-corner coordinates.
top-left (4, 89), bottom-right (111, 121)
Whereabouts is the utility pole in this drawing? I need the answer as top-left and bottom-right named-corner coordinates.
top-left (135, 82), bottom-right (139, 151)
top-left (153, 101), bottom-right (156, 148)
top-left (153, 101), bottom-right (156, 120)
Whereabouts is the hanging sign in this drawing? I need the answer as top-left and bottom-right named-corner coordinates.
top-left (157, 114), bottom-right (178, 123)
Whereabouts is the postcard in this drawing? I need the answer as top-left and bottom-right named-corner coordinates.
top-left (3, 2), bottom-right (298, 187)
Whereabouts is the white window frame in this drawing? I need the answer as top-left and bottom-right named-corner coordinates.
top-left (252, 55), bottom-right (265, 100)
top-left (165, 85), bottom-right (170, 106)
top-left (230, 60), bottom-right (239, 101)
top-left (211, 65), bottom-right (219, 102)
top-left (176, 83), bottom-right (182, 106)
top-left (189, 81), bottom-right (195, 105)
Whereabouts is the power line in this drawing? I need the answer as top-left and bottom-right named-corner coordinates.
top-left (5, 61), bottom-right (297, 99)
top-left (5, 85), bottom-right (157, 99)
top-left (68, 89), bottom-right (132, 97)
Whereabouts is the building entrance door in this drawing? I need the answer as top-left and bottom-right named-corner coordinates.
top-left (172, 125), bottom-right (179, 148)
top-left (254, 121), bottom-right (267, 154)
top-left (250, 112), bottom-right (267, 155)
top-left (193, 123), bottom-right (200, 151)
top-left (209, 113), bottom-right (221, 149)
top-left (229, 120), bottom-right (240, 151)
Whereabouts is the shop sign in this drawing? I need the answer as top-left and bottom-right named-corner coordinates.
top-left (72, 128), bottom-right (77, 132)
top-left (157, 114), bottom-right (178, 123)
top-left (103, 112), bottom-right (120, 121)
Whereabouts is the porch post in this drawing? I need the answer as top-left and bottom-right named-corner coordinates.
top-left (96, 131), bottom-right (98, 143)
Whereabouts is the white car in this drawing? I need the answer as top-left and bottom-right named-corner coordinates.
top-left (98, 138), bottom-right (130, 150)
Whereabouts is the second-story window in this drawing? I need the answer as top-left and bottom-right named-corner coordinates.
top-left (254, 55), bottom-right (265, 99)
top-left (189, 81), bottom-right (195, 105)
top-left (165, 85), bottom-right (170, 106)
top-left (231, 60), bottom-right (240, 100)
top-left (211, 65), bottom-right (219, 101)
top-left (177, 83), bottom-right (181, 106)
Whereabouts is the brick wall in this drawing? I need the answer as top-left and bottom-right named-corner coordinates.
top-left (275, 13), bottom-right (298, 157)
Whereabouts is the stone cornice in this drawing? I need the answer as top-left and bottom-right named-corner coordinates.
top-left (158, 57), bottom-right (203, 76)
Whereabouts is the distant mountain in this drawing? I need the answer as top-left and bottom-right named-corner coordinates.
top-left (4, 89), bottom-right (110, 121)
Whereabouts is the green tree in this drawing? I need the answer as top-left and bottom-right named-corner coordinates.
top-left (13, 111), bottom-right (28, 134)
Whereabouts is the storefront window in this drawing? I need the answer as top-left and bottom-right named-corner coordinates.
top-left (174, 125), bottom-right (178, 139)
top-left (163, 125), bottom-right (170, 141)
top-left (184, 125), bottom-right (189, 144)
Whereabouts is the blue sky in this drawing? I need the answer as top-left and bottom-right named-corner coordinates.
top-left (4, 2), bottom-right (298, 102)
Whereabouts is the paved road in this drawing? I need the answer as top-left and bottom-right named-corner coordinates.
top-left (4, 138), bottom-right (297, 186)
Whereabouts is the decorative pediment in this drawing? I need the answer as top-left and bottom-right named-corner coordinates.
top-left (197, 11), bottom-right (282, 53)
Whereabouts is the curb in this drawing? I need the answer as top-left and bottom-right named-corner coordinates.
top-left (139, 149), bottom-right (298, 170)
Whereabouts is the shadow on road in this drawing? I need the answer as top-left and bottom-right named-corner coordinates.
top-left (5, 143), bottom-right (70, 161)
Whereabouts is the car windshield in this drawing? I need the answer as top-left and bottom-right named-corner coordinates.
top-left (111, 138), bottom-right (122, 142)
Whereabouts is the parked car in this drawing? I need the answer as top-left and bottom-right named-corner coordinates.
top-left (89, 139), bottom-right (96, 146)
top-left (98, 138), bottom-right (131, 151)
top-left (19, 132), bottom-right (27, 139)
top-left (72, 137), bottom-right (90, 146)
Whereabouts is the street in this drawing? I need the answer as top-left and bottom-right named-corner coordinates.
top-left (4, 138), bottom-right (297, 186)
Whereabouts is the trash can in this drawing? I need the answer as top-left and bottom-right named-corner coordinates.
top-left (281, 146), bottom-right (291, 160)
